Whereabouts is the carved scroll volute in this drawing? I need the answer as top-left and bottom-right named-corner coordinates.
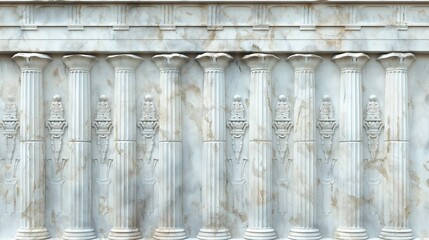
top-left (46, 95), bottom-right (68, 162)
top-left (364, 95), bottom-right (384, 161)
top-left (273, 95), bottom-right (293, 162)
top-left (317, 95), bottom-right (338, 167)
top-left (1, 96), bottom-right (19, 162)
top-left (138, 94), bottom-right (159, 164)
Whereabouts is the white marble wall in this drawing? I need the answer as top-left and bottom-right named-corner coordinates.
top-left (0, 52), bottom-right (427, 240)
top-left (2, 2), bottom-right (429, 52)
top-left (1, 1), bottom-right (429, 240)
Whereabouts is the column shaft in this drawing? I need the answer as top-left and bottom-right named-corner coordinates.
top-left (63, 54), bottom-right (97, 239)
top-left (378, 53), bottom-right (415, 240)
top-left (13, 53), bottom-right (51, 240)
top-left (196, 53), bottom-right (233, 240)
top-left (287, 54), bottom-right (322, 240)
top-left (153, 54), bottom-right (189, 240)
top-left (159, 69), bottom-right (183, 228)
top-left (333, 53), bottom-right (369, 240)
top-left (107, 54), bottom-right (143, 240)
top-left (243, 53), bottom-right (278, 240)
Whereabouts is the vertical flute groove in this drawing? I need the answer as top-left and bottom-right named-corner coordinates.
top-left (333, 53), bottom-right (369, 240)
top-left (107, 54), bottom-right (143, 240)
top-left (242, 53), bottom-right (278, 240)
top-left (287, 54), bottom-right (322, 240)
top-left (63, 54), bottom-right (97, 239)
top-left (153, 53), bottom-right (189, 240)
top-left (13, 53), bottom-right (51, 240)
top-left (196, 53), bottom-right (232, 240)
top-left (378, 53), bottom-right (415, 240)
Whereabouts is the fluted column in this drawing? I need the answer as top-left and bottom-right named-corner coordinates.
top-left (62, 54), bottom-right (97, 240)
top-left (287, 54), bottom-right (322, 240)
top-left (153, 53), bottom-right (189, 240)
top-left (107, 54), bottom-right (143, 240)
top-left (378, 53), bottom-right (415, 240)
top-left (13, 53), bottom-right (51, 240)
top-left (196, 53), bottom-right (233, 240)
top-left (242, 53), bottom-right (279, 240)
top-left (333, 53), bottom-right (369, 240)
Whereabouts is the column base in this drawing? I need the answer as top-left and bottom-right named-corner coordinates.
top-left (63, 227), bottom-right (97, 239)
top-left (197, 228), bottom-right (231, 240)
top-left (244, 227), bottom-right (277, 240)
top-left (154, 227), bottom-right (187, 240)
top-left (288, 227), bottom-right (321, 240)
top-left (334, 227), bottom-right (368, 240)
top-left (16, 227), bottom-right (50, 240)
top-left (379, 227), bottom-right (414, 240)
top-left (108, 227), bottom-right (142, 240)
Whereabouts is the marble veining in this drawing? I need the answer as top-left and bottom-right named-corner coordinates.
top-left (1, 1), bottom-right (429, 240)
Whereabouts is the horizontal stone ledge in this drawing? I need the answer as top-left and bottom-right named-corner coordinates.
top-left (1, 39), bottom-right (429, 53)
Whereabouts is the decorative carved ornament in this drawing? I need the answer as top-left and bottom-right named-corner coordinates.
top-left (0, 97), bottom-right (19, 162)
top-left (0, 97), bottom-right (19, 215)
top-left (273, 95), bottom-right (293, 162)
top-left (363, 95), bottom-right (384, 216)
top-left (227, 95), bottom-right (248, 163)
top-left (138, 94), bottom-right (159, 163)
top-left (317, 95), bottom-right (338, 165)
top-left (137, 94), bottom-right (159, 215)
top-left (364, 95), bottom-right (384, 161)
top-left (45, 95), bottom-right (68, 215)
top-left (317, 95), bottom-right (338, 216)
top-left (46, 95), bottom-right (68, 162)
top-left (92, 95), bottom-right (114, 215)
top-left (227, 95), bottom-right (248, 213)
top-left (93, 95), bottom-right (113, 162)
top-left (272, 95), bottom-right (293, 214)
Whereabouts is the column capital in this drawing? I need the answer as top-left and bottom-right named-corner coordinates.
top-left (195, 52), bottom-right (233, 70)
top-left (332, 52), bottom-right (369, 70)
top-left (287, 54), bottom-right (322, 71)
top-left (63, 54), bottom-right (96, 71)
top-left (152, 53), bottom-right (189, 70)
top-left (242, 53), bottom-right (279, 71)
top-left (377, 52), bottom-right (415, 70)
top-left (106, 54), bottom-right (143, 71)
top-left (12, 53), bottom-right (51, 71)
